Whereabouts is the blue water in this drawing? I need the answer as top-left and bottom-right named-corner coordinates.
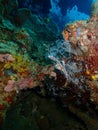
top-left (18, 0), bottom-right (94, 30)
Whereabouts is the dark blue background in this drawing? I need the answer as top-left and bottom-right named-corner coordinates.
top-left (18, 0), bottom-right (93, 16)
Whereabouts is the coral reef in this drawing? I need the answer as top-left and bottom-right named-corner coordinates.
top-left (0, 0), bottom-right (57, 125)
top-left (49, 15), bottom-right (98, 106)
top-left (0, 0), bottom-right (98, 130)
top-left (48, 14), bottom-right (98, 130)
top-left (22, 14), bottom-right (59, 64)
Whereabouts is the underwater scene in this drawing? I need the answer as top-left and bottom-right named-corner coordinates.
top-left (0, 0), bottom-right (98, 130)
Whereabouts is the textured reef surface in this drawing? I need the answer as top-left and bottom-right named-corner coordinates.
top-left (0, 0), bottom-right (98, 130)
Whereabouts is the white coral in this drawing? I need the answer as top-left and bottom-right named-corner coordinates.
top-left (48, 40), bottom-right (83, 84)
